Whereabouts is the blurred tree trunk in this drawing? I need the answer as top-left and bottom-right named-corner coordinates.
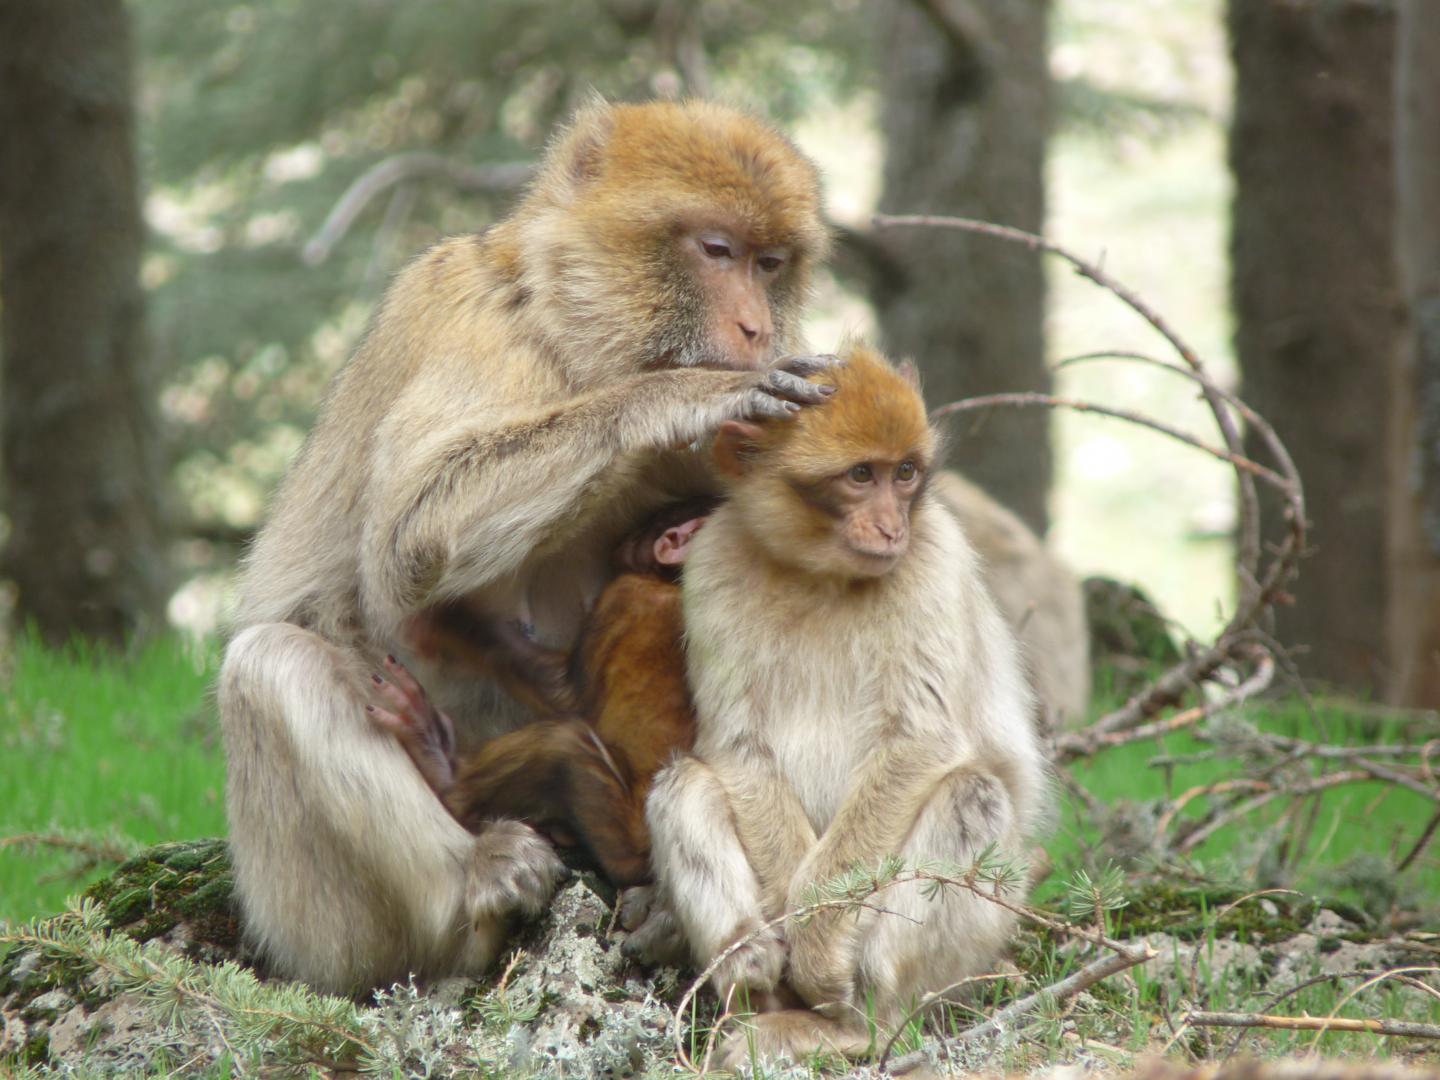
top-left (1228, 0), bottom-right (1398, 694)
top-left (0, 0), bottom-right (168, 644)
top-left (1386, 0), bottom-right (1440, 706)
top-left (872, 0), bottom-right (1052, 535)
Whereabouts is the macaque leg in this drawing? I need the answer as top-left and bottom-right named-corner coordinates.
top-left (645, 755), bottom-right (785, 1000)
top-left (856, 763), bottom-right (1020, 1024)
top-left (219, 622), bottom-right (564, 994)
top-left (448, 719), bottom-right (652, 888)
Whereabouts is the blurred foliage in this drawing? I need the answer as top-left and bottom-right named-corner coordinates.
top-left (136, 0), bottom-right (1211, 589)
top-left (137, 0), bottom-right (871, 548)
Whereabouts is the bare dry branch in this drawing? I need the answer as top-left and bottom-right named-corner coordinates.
top-left (1188, 1010), bottom-right (1440, 1040)
top-left (302, 154), bottom-right (532, 265)
top-left (883, 946), bottom-right (1155, 1074)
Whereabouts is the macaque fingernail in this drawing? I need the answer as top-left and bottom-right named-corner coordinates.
top-left (365, 704), bottom-right (375, 713)
top-left (785, 401), bottom-right (800, 412)
top-left (386, 654), bottom-right (397, 665)
top-left (820, 386), bottom-right (837, 395)
top-left (372, 674), bottom-right (384, 685)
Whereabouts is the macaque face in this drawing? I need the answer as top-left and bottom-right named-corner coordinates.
top-left (679, 223), bottom-right (788, 370)
top-left (802, 455), bottom-right (927, 578)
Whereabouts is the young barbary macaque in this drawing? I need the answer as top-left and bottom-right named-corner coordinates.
top-left (371, 499), bottom-right (715, 888)
top-left (218, 98), bottom-right (833, 993)
top-left (644, 344), bottom-right (1049, 1067)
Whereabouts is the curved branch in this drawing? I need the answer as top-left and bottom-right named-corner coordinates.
top-left (302, 153), bottom-right (533, 266)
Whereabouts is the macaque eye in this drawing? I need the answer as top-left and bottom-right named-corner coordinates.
top-left (849, 463), bottom-right (874, 484)
top-left (700, 238), bottom-right (733, 259)
top-left (896, 461), bottom-right (917, 482)
top-left (757, 253), bottom-right (785, 273)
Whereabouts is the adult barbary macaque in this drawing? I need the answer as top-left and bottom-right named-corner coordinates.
top-left (219, 99), bottom-right (832, 993)
top-left (646, 345), bottom-right (1048, 1066)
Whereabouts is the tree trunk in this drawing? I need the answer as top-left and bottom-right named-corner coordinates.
top-left (1386, 0), bottom-right (1440, 706)
top-left (872, 0), bottom-right (1052, 535)
top-left (0, 0), bottom-right (168, 644)
top-left (1227, 0), bottom-right (1398, 695)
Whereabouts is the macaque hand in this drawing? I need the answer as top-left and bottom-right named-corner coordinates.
top-left (366, 654), bottom-right (457, 797)
top-left (734, 354), bottom-right (840, 422)
top-left (772, 351), bottom-right (843, 378)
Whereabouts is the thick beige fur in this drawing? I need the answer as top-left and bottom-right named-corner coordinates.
top-left (220, 99), bottom-right (827, 993)
top-left (646, 347), bottom-right (1049, 1066)
top-left (933, 471), bottom-right (1091, 728)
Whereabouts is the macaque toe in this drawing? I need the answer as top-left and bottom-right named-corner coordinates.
top-left (616, 884), bottom-right (656, 931)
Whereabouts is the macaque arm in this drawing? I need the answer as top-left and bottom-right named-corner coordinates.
top-left (723, 762), bottom-right (819, 917)
top-left (783, 737), bottom-right (952, 1011)
top-left (645, 754), bottom-right (788, 999)
top-left (365, 364), bottom-right (832, 622)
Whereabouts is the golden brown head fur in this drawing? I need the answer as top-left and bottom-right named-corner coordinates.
top-left (713, 343), bottom-right (939, 579)
top-left (767, 343), bottom-right (935, 473)
top-left (498, 99), bottom-right (829, 386)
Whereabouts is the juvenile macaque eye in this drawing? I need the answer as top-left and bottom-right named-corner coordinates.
top-left (757, 254), bottom-right (785, 272)
top-left (896, 461), bottom-right (917, 482)
top-left (700, 238), bottom-right (733, 259)
top-left (849, 463), bottom-right (874, 484)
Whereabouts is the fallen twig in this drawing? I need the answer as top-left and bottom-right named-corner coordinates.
top-left (884, 946), bottom-right (1156, 1074)
top-left (1189, 1009), bottom-right (1440, 1040)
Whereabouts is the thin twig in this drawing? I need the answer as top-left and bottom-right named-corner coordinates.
top-left (302, 154), bottom-right (532, 265)
top-left (1399, 808), bottom-right (1440, 872)
top-left (930, 392), bottom-right (1288, 488)
top-left (874, 972), bottom-right (1010, 1071)
top-left (1056, 649), bottom-right (1275, 763)
top-left (872, 213), bottom-right (1278, 606)
top-left (884, 946), bottom-right (1155, 1074)
top-left (1190, 1010), bottom-right (1440, 1040)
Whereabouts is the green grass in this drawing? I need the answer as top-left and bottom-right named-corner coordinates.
top-left (0, 633), bottom-right (222, 922)
top-left (2, 637), bottom-right (1435, 926)
top-left (1046, 678), bottom-right (1440, 919)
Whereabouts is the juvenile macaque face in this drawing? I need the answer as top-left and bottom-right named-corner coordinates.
top-left (712, 344), bottom-right (937, 582)
top-left (802, 455), bottom-right (927, 576)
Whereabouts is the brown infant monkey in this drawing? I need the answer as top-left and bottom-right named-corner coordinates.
top-left (370, 498), bottom-right (716, 887)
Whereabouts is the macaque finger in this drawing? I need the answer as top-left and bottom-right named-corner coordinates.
top-left (382, 654), bottom-right (431, 715)
top-left (775, 352), bottom-right (843, 376)
top-left (741, 389), bottom-right (802, 421)
top-left (763, 369), bottom-right (836, 404)
top-left (366, 704), bottom-right (410, 737)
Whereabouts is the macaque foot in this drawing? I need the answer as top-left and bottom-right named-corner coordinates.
top-left (617, 884), bottom-right (656, 931)
top-left (620, 898), bottom-right (690, 968)
top-left (366, 654), bottom-right (456, 795)
top-left (468, 819), bottom-right (566, 921)
top-left (710, 922), bottom-right (786, 1000)
top-left (716, 1009), bottom-right (871, 1072)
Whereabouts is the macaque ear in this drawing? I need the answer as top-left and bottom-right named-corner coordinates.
top-left (712, 420), bottom-right (766, 477)
top-left (897, 358), bottom-right (921, 390)
top-left (549, 97), bottom-right (616, 201)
